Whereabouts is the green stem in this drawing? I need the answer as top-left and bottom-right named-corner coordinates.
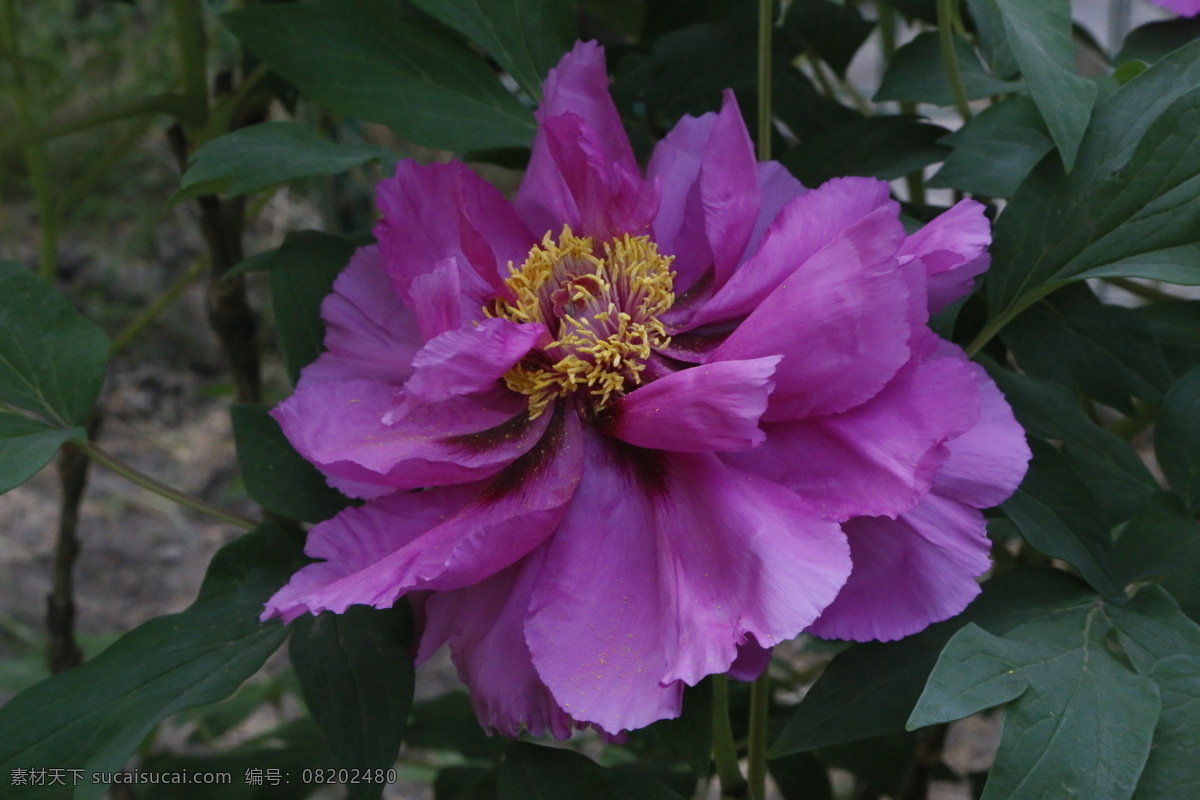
top-left (2, 0), bottom-right (58, 281)
top-left (1103, 277), bottom-right (1181, 305)
top-left (73, 440), bottom-right (257, 530)
top-left (711, 676), bottom-right (749, 799)
top-left (757, 0), bottom-right (773, 162)
top-left (879, 2), bottom-right (898, 64)
top-left (110, 255), bottom-right (209, 355)
top-left (169, 0), bottom-right (209, 134)
top-left (746, 674), bottom-right (771, 800)
top-left (936, 0), bottom-right (973, 121)
top-left (0, 94), bottom-right (203, 154)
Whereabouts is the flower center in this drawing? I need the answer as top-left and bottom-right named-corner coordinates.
top-left (488, 226), bottom-right (675, 418)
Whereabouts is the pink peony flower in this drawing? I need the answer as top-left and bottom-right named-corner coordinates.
top-left (263, 41), bottom-right (1029, 737)
top-left (1148, 0), bottom-right (1200, 16)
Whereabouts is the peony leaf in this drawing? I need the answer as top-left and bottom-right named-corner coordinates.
top-left (874, 32), bottom-right (1024, 106)
top-left (497, 742), bottom-right (686, 800)
top-left (0, 413), bottom-right (85, 494)
top-left (220, 1), bottom-right (535, 152)
top-left (1109, 589), bottom-right (1200, 800)
top-left (645, 677), bottom-right (713, 779)
top-left (779, 114), bottom-right (950, 187)
top-left (265, 230), bottom-right (359, 385)
top-left (0, 524), bottom-right (304, 800)
top-left (908, 611), bottom-right (1160, 800)
top-left (983, 364), bottom-right (1158, 513)
top-left (1136, 300), bottom-right (1200, 381)
top-left (1155, 366), bottom-right (1200, 514)
top-left (289, 605), bottom-right (414, 800)
top-left (929, 94), bottom-right (1054, 197)
top-left (1112, 492), bottom-right (1200, 623)
top-left (0, 260), bottom-right (107, 428)
top-left (231, 404), bottom-right (351, 524)
top-left (985, 41), bottom-right (1200, 331)
top-left (769, 568), bottom-right (1093, 755)
top-left (991, 0), bottom-right (1097, 171)
top-left (1000, 283), bottom-right (1173, 415)
top-left (409, 0), bottom-right (576, 101)
top-left (175, 121), bottom-right (396, 203)
top-left (778, 0), bottom-right (874, 79)
top-left (1001, 441), bottom-right (1126, 599)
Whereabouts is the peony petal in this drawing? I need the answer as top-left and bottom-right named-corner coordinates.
top-left (701, 91), bottom-right (761, 289)
top-left (932, 361), bottom-right (1031, 508)
top-left (683, 177), bottom-right (897, 330)
top-left (603, 356), bottom-right (780, 452)
top-left (746, 161), bottom-right (807, 259)
top-left (407, 259), bottom-right (463, 341)
top-left (806, 492), bottom-right (992, 642)
top-left (898, 199), bottom-right (991, 313)
top-left (301, 245), bottom-right (423, 386)
top-left (273, 379), bottom-right (548, 491)
top-left (264, 408), bottom-right (583, 622)
top-left (375, 161), bottom-right (532, 307)
top-left (537, 40), bottom-right (637, 171)
top-left (398, 318), bottom-right (545, 411)
top-left (419, 552), bottom-right (576, 739)
top-left (647, 92), bottom-right (760, 293)
top-left (710, 197), bottom-right (911, 419)
top-left (1151, 0), bottom-right (1200, 17)
top-left (646, 111), bottom-right (716, 290)
top-left (525, 430), bottom-right (849, 733)
top-left (726, 636), bottom-right (772, 681)
top-left (517, 113), bottom-right (656, 241)
top-left (728, 354), bottom-right (982, 520)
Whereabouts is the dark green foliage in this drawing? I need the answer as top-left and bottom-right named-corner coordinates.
top-left (290, 606), bottom-right (415, 800)
top-left (221, 0), bottom-right (536, 151)
top-left (0, 525), bottom-right (305, 800)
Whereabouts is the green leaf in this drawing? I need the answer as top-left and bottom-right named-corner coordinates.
top-left (176, 122), bottom-right (395, 203)
top-left (408, 0), bottom-right (575, 101)
top-left (1001, 440), bottom-right (1125, 599)
top-left (874, 31), bottom-right (1024, 106)
top-left (929, 95), bottom-right (1054, 197)
top-left (0, 413), bottom-right (84, 494)
top-left (769, 567), bottom-right (1093, 755)
top-left (964, 0), bottom-right (1019, 79)
top-left (0, 523), bottom-right (304, 800)
top-left (1113, 492), bottom-right (1200, 621)
top-left (779, 115), bottom-right (950, 187)
top-left (266, 230), bottom-right (358, 385)
top-left (496, 742), bottom-right (685, 800)
top-left (0, 260), bottom-right (108, 427)
top-left (991, 0), bottom-right (1097, 171)
top-left (405, 692), bottom-right (506, 761)
top-left (908, 610), bottom-right (1160, 800)
top-left (768, 752), bottom-right (833, 800)
top-left (231, 404), bottom-right (350, 523)
top-left (646, 677), bottom-right (713, 778)
top-left (1000, 283), bottom-right (1172, 414)
top-left (436, 765), bottom-right (498, 800)
top-left (290, 605), bottom-right (414, 799)
top-left (779, 0), bottom-right (874, 78)
top-left (137, 718), bottom-right (335, 800)
top-left (220, 1), bottom-right (535, 152)
top-left (1108, 588), bottom-right (1200, 800)
top-left (1136, 300), bottom-right (1200, 380)
top-left (1157, 366), bottom-right (1200, 513)
top-left (1117, 18), bottom-right (1200, 67)
top-left (986, 81), bottom-right (1200, 338)
top-left (983, 364), bottom-right (1158, 520)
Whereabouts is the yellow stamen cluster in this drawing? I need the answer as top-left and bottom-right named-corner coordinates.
top-left (488, 227), bottom-right (675, 418)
